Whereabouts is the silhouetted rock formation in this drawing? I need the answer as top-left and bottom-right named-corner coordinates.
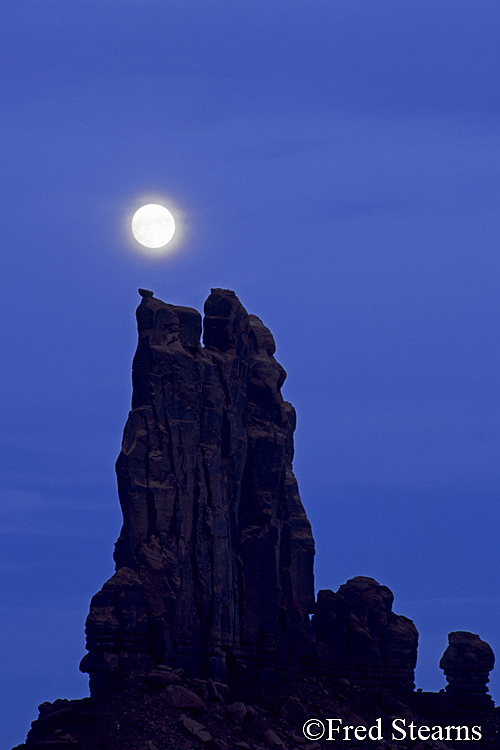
top-left (80, 289), bottom-right (315, 697)
top-left (13, 289), bottom-right (500, 750)
top-left (313, 576), bottom-right (418, 695)
top-left (440, 631), bottom-right (495, 696)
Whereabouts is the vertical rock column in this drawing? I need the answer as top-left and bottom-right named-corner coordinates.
top-left (80, 289), bottom-right (315, 696)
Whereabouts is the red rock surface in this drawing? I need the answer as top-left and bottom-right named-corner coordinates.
top-left (80, 289), bottom-right (315, 697)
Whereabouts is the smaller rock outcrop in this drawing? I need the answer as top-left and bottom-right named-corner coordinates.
top-left (313, 576), bottom-right (418, 695)
top-left (440, 631), bottom-right (495, 695)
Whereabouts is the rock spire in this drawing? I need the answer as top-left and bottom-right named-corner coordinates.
top-left (80, 289), bottom-right (315, 696)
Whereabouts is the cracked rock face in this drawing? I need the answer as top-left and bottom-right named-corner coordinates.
top-left (80, 289), bottom-right (315, 696)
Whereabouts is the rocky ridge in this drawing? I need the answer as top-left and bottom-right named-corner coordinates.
top-left (13, 289), bottom-right (499, 750)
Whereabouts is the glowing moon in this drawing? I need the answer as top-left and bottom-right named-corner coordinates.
top-left (131, 204), bottom-right (176, 248)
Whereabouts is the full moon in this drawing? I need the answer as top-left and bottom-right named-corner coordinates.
top-left (131, 204), bottom-right (176, 248)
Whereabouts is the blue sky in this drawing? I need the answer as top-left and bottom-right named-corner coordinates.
top-left (2, 2), bottom-right (500, 746)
